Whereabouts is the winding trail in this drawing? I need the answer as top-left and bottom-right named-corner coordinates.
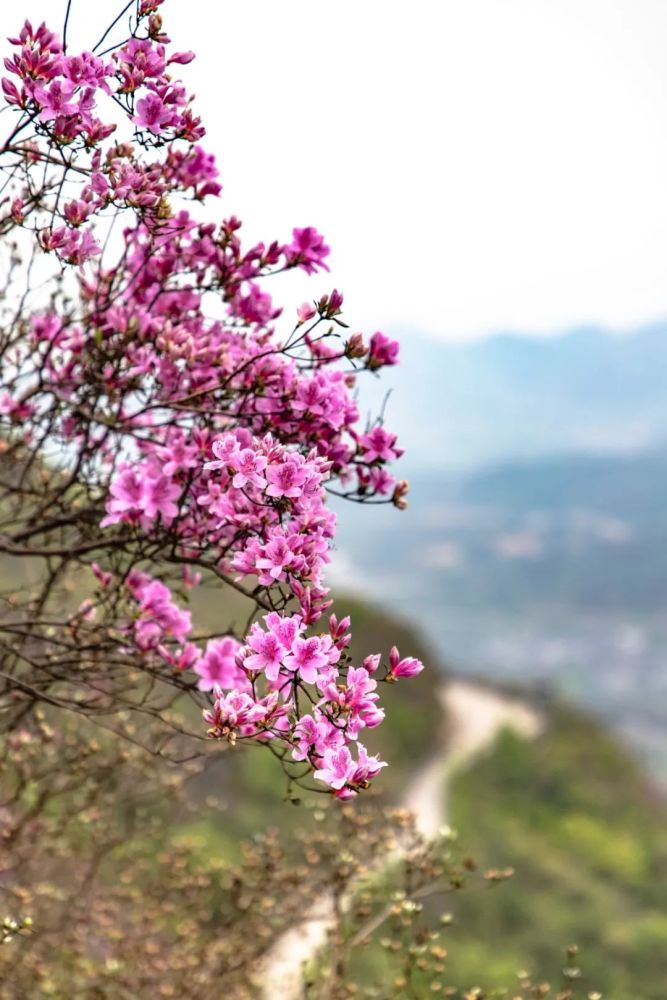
top-left (261, 680), bottom-right (543, 999)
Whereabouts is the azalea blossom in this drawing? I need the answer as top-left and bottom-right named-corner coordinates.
top-left (265, 458), bottom-right (308, 499)
top-left (283, 636), bottom-right (329, 684)
top-left (194, 638), bottom-right (246, 692)
top-left (368, 331), bottom-right (400, 369)
top-left (0, 9), bottom-right (424, 797)
top-left (389, 646), bottom-right (424, 679)
top-left (140, 473), bottom-right (180, 521)
top-left (286, 226), bottom-right (330, 274)
top-left (359, 426), bottom-right (403, 464)
top-left (244, 625), bottom-right (285, 681)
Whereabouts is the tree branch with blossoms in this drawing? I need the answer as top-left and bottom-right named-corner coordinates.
top-left (0, 0), bottom-right (421, 799)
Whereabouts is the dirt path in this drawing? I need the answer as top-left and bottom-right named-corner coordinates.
top-left (261, 680), bottom-right (543, 998)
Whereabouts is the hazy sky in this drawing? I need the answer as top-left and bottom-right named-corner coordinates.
top-left (5, 0), bottom-right (667, 340)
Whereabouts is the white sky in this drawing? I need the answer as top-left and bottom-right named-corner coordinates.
top-left (5, 0), bottom-right (667, 340)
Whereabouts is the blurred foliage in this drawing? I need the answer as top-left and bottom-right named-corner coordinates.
top-left (0, 708), bottom-right (602, 1000)
top-left (444, 707), bottom-right (667, 1000)
top-left (0, 708), bottom-right (409, 998)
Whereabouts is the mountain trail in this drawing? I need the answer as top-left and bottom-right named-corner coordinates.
top-left (260, 679), bottom-right (543, 998)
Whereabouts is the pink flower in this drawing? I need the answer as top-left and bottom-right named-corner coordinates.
top-left (291, 714), bottom-right (322, 761)
top-left (132, 578), bottom-right (192, 644)
top-left (205, 433), bottom-right (247, 472)
top-left (314, 742), bottom-right (387, 794)
top-left (313, 745), bottom-right (355, 790)
top-left (329, 613), bottom-right (351, 650)
top-left (292, 376), bottom-right (326, 418)
top-left (118, 38), bottom-right (166, 87)
top-left (134, 92), bottom-right (175, 133)
top-left (182, 566), bottom-right (201, 589)
top-left (362, 654), bottom-right (381, 674)
top-left (61, 229), bottom-right (102, 266)
top-left (297, 302), bottom-right (317, 324)
top-left (231, 283), bottom-right (280, 325)
top-left (1, 77), bottom-right (22, 107)
top-left (231, 448), bottom-right (267, 490)
top-left (244, 624), bottom-right (285, 681)
top-left (389, 646), bottom-right (424, 679)
top-left (63, 198), bottom-right (93, 227)
top-left (0, 392), bottom-right (34, 422)
top-left (349, 743), bottom-right (387, 785)
top-left (139, 0), bottom-right (164, 15)
top-left (321, 666), bottom-right (384, 736)
top-left (286, 227), bottom-right (330, 274)
top-left (140, 473), bottom-right (180, 522)
top-left (292, 712), bottom-right (344, 762)
top-left (265, 612), bottom-right (303, 649)
top-left (10, 197), bottom-right (24, 223)
top-left (32, 79), bottom-right (77, 120)
top-left (368, 331), bottom-right (399, 369)
top-left (369, 466), bottom-right (396, 496)
top-left (102, 467), bottom-right (144, 524)
top-left (169, 51), bottom-right (196, 66)
top-left (343, 667), bottom-right (378, 708)
top-left (265, 458), bottom-right (307, 499)
top-left (203, 689), bottom-right (268, 741)
top-left (283, 636), bottom-right (328, 684)
top-left (194, 637), bottom-right (245, 691)
top-left (160, 642), bottom-right (200, 672)
top-left (255, 535), bottom-right (295, 582)
top-left (91, 562), bottom-right (113, 588)
top-left (317, 288), bottom-right (344, 318)
top-left (359, 426), bottom-right (402, 463)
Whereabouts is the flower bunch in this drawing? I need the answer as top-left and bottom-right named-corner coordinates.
top-left (118, 569), bottom-right (422, 795)
top-left (202, 610), bottom-right (405, 797)
top-left (0, 3), bottom-right (421, 796)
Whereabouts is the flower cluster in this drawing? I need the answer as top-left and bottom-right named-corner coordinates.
top-left (117, 565), bottom-right (423, 795)
top-left (125, 570), bottom-right (192, 652)
top-left (1, 6), bottom-right (419, 796)
top-left (202, 610), bottom-right (411, 798)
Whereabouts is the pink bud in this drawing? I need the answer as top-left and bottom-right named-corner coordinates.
top-left (91, 562), bottom-right (113, 588)
top-left (363, 654), bottom-right (381, 674)
top-left (297, 302), bottom-right (316, 324)
top-left (389, 649), bottom-right (424, 679)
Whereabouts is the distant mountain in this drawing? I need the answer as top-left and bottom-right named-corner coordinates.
top-left (336, 325), bottom-right (667, 777)
top-left (367, 323), bottom-right (667, 470)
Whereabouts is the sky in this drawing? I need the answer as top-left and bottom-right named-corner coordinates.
top-left (5, 0), bottom-right (667, 341)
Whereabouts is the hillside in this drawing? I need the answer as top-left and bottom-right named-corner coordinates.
top-left (183, 586), bottom-right (667, 999)
top-left (332, 692), bottom-right (667, 1000)
top-left (445, 705), bottom-right (667, 1000)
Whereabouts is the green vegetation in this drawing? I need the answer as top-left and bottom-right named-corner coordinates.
top-left (445, 706), bottom-right (667, 999)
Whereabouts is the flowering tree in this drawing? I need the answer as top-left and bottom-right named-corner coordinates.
top-left (0, 1), bottom-right (423, 799)
top-left (0, 10), bottom-right (609, 998)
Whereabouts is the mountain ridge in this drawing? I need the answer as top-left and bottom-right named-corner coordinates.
top-left (367, 322), bottom-right (667, 470)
